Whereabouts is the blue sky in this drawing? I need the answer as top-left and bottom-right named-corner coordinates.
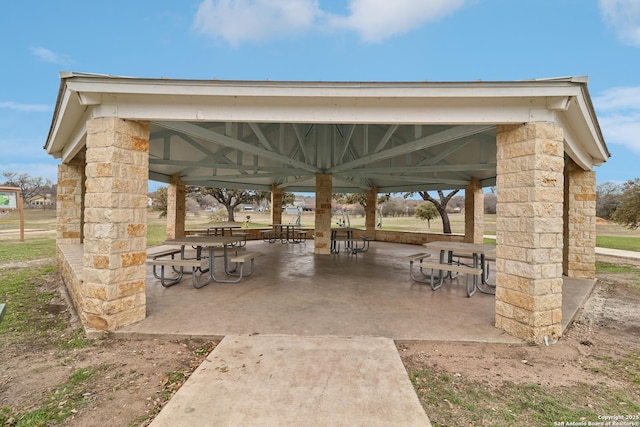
top-left (1, 0), bottom-right (639, 188)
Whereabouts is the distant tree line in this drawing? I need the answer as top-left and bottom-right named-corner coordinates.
top-left (151, 186), bottom-right (295, 222)
top-left (150, 185), bottom-right (495, 233)
top-left (597, 179), bottom-right (640, 229)
top-left (150, 178), bottom-right (640, 232)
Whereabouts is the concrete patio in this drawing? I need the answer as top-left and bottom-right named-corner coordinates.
top-left (115, 240), bottom-right (595, 343)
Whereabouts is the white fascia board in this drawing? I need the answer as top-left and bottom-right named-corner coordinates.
top-left (68, 76), bottom-right (587, 125)
top-left (573, 90), bottom-right (610, 162)
top-left (44, 87), bottom-right (74, 157)
top-left (65, 75), bottom-right (585, 99)
top-left (64, 75), bottom-right (591, 125)
top-left (556, 93), bottom-right (609, 169)
top-left (558, 112), bottom-right (597, 170)
top-left (60, 112), bottom-right (89, 163)
top-left (90, 94), bottom-right (548, 125)
top-left (45, 83), bottom-right (89, 161)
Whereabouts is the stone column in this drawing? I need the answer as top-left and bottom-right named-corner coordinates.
top-left (495, 123), bottom-right (564, 343)
top-left (315, 174), bottom-right (332, 255)
top-left (563, 157), bottom-right (596, 279)
top-left (56, 154), bottom-right (85, 243)
top-left (271, 184), bottom-right (283, 225)
top-left (167, 174), bottom-right (186, 239)
top-left (365, 186), bottom-right (378, 236)
top-left (82, 117), bottom-right (149, 331)
top-left (464, 177), bottom-right (484, 244)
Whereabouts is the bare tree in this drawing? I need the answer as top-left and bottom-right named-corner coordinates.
top-left (611, 178), bottom-right (640, 229)
top-left (596, 182), bottom-right (621, 220)
top-left (382, 198), bottom-right (403, 217)
top-left (449, 195), bottom-right (465, 211)
top-left (1, 171), bottom-right (53, 204)
top-left (200, 194), bottom-right (218, 209)
top-left (484, 192), bottom-right (497, 214)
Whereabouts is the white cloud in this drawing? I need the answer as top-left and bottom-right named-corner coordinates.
top-left (193, 0), bottom-right (321, 46)
top-left (593, 86), bottom-right (640, 153)
top-left (0, 101), bottom-right (51, 113)
top-left (330, 0), bottom-right (467, 42)
top-left (193, 0), bottom-right (468, 45)
top-left (599, 0), bottom-right (640, 47)
top-left (30, 46), bottom-right (73, 65)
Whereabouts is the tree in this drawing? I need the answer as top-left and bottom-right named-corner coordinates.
top-left (484, 191), bottom-right (497, 214)
top-left (333, 192), bottom-right (390, 208)
top-left (406, 189), bottom-right (460, 234)
top-left (448, 195), bottom-right (465, 212)
top-left (200, 194), bottom-right (218, 209)
top-left (152, 187), bottom-right (168, 218)
top-left (190, 188), bottom-right (260, 222)
top-left (332, 192), bottom-right (391, 226)
top-left (611, 178), bottom-right (640, 229)
top-left (596, 182), bottom-right (621, 220)
top-left (415, 202), bottom-right (439, 228)
top-left (2, 171), bottom-right (53, 204)
top-left (382, 198), bottom-right (402, 217)
top-left (283, 192), bottom-right (296, 207)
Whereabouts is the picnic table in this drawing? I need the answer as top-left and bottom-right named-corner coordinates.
top-left (420, 241), bottom-right (496, 297)
top-left (204, 226), bottom-right (247, 247)
top-left (330, 228), bottom-right (371, 254)
top-left (151, 235), bottom-right (260, 287)
top-left (206, 225), bottom-right (241, 236)
top-left (267, 224), bottom-right (305, 243)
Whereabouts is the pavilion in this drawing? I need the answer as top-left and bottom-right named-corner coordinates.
top-left (45, 72), bottom-right (609, 343)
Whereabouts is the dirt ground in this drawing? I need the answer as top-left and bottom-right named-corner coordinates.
top-left (1, 254), bottom-right (639, 426)
top-left (400, 254), bottom-right (640, 386)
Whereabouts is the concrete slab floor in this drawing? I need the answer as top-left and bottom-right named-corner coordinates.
top-left (116, 240), bottom-right (594, 344)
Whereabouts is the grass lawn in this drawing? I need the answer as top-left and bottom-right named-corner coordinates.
top-left (2, 208), bottom-right (639, 252)
top-left (596, 235), bottom-right (640, 251)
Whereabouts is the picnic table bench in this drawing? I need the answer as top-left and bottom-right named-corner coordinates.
top-left (228, 251), bottom-right (263, 282)
top-left (403, 242), bottom-right (493, 297)
top-left (414, 259), bottom-right (482, 296)
top-left (453, 252), bottom-right (496, 283)
top-left (147, 248), bottom-right (182, 260)
top-left (146, 257), bottom-right (210, 288)
top-left (404, 252), bottom-right (432, 280)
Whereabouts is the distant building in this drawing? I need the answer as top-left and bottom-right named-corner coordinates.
top-left (27, 194), bottom-right (54, 208)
